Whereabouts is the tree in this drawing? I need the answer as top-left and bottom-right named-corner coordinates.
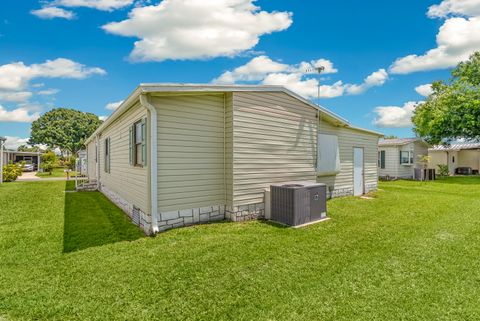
top-left (17, 145), bottom-right (44, 152)
top-left (40, 151), bottom-right (57, 175)
top-left (412, 52), bottom-right (480, 144)
top-left (29, 108), bottom-right (102, 155)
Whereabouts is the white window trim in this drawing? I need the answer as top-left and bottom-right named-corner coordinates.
top-left (400, 150), bottom-right (414, 165)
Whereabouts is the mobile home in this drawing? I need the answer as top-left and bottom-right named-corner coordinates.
top-left (378, 138), bottom-right (429, 179)
top-left (85, 84), bottom-right (383, 234)
top-left (429, 143), bottom-right (480, 175)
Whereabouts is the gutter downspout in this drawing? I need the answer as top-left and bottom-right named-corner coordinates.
top-left (96, 134), bottom-right (100, 189)
top-left (139, 94), bottom-right (159, 234)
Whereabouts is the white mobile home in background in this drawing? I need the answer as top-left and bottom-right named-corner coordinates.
top-left (378, 138), bottom-right (429, 179)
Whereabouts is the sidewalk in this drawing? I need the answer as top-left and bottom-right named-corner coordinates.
top-left (16, 172), bottom-right (68, 182)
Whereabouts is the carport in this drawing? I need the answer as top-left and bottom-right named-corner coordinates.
top-left (2, 151), bottom-right (43, 170)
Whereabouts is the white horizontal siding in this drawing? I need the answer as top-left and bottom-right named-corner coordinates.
top-left (153, 94), bottom-right (226, 211)
top-left (378, 146), bottom-right (400, 177)
top-left (317, 119), bottom-right (378, 190)
top-left (98, 102), bottom-right (149, 213)
top-left (232, 92), bottom-right (318, 206)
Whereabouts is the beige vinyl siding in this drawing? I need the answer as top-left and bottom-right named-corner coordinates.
top-left (98, 102), bottom-right (149, 213)
top-left (414, 141), bottom-right (429, 168)
top-left (429, 151), bottom-right (448, 170)
top-left (317, 119), bottom-right (378, 190)
top-left (153, 94), bottom-right (226, 212)
top-left (232, 91), bottom-right (318, 206)
top-left (458, 150), bottom-right (480, 170)
top-left (225, 93), bottom-right (233, 207)
top-left (86, 140), bottom-right (97, 180)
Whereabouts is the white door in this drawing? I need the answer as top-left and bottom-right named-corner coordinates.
top-left (353, 147), bottom-right (364, 196)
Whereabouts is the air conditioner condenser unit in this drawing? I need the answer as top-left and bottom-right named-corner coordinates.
top-left (270, 182), bottom-right (327, 227)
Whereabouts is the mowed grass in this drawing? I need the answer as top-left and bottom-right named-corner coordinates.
top-left (35, 167), bottom-right (78, 178)
top-left (1, 178), bottom-right (480, 320)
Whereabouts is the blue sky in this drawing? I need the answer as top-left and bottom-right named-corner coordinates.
top-left (1, 0), bottom-right (478, 148)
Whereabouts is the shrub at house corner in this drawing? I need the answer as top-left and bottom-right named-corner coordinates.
top-left (29, 108), bottom-right (102, 156)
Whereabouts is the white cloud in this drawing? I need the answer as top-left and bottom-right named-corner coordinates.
top-left (105, 100), bottom-right (124, 110)
top-left (373, 101), bottom-right (421, 128)
top-left (54, 0), bottom-right (134, 11)
top-left (3, 136), bottom-right (30, 150)
top-left (0, 91), bottom-right (33, 103)
top-left (213, 56), bottom-right (289, 83)
top-left (31, 6), bottom-right (75, 20)
top-left (0, 105), bottom-right (40, 123)
top-left (415, 84), bottom-right (433, 97)
top-left (261, 73), bottom-right (346, 99)
top-left (301, 59), bottom-right (338, 75)
top-left (213, 56), bottom-right (337, 84)
top-left (213, 56), bottom-right (387, 99)
top-left (0, 58), bottom-right (106, 91)
top-left (102, 0), bottom-right (293, 61)
top-left (37, 88), bottom-right (60, 95)
top-left (427, 0), bottom-right (480, 18)
top-left (98, 115), bottom-right (108, 121)
top-left (345, 69), bottom-right (388, 95)
top-left (390, 0), bottom-right (480, 74)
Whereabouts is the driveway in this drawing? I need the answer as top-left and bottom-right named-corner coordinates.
top-left (16, 171), bottom-right (40, 181)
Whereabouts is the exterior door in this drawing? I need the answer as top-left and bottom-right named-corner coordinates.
top-left (353, 147), bottom-right (364, 196)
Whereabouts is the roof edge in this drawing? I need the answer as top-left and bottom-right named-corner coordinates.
top-left (85, 84), bottom-right (380, 144)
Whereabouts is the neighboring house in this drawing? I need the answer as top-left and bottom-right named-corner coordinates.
top-left (429, 143), bottom-right (480, 175)
top-left (85, 84), bottom-right (383, 234)
top-left (378, 138), bottom-right (429, 179)
top-left (2, 150), bottom-right (43, 170)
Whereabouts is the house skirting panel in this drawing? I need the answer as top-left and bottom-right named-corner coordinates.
top-left (365, 183), bottom-right (378, 193)
top-left (225, 203), bottom-right (265, 222)
top-left (155, 201), bottom-right (267, 232)
top-left (327, 184), bottom-right (377, 198)
top-left (99, 184), bottom-right (152, 234)
top-left (157, 205), bottom-right (226, 232)
top-left (330, 187), bottom-right (354, 198)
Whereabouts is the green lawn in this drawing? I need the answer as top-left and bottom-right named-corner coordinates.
top-left (35, 167), bottom-right (78, 178)
top-left (1, 178), bottom-right (480, 320)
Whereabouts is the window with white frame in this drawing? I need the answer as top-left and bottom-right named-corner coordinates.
top-left (400, 151), bottom-right (413, 165)
top-left (129, 119), bottom-right (146, 167)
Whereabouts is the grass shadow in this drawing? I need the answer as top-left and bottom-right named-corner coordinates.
top-left (258, 219), bottom-right (289, 229)
top-left (63, 182), bottom-right (145, 253)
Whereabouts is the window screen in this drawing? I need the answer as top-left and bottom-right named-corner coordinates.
top-left (317, 134), bottom-right (340, 176)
